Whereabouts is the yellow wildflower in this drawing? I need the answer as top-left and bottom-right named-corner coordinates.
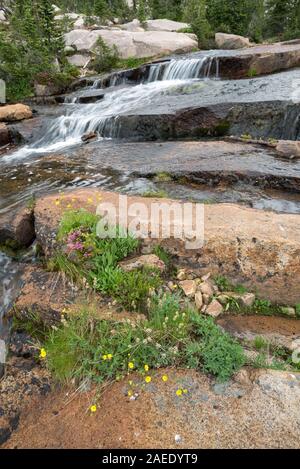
top-left (107, 354), bottom-right (113, 360)
top-left (90, 405), bottom-right (97, 413)
top-left (145, 376), bottom-right (152, 383)
top-left (128, 362), bottom-right (134, 369)
top-left (102, 354), bottom-right (108, 361)
top-left (128, 390), bottom-right (133, 397)
top-left (55, 200), bottom-right (60, 206)
top-left (176, 389), bottom-right (183, 397)
top-left (39, 348), bottom-right (47, 359)
top-left (183, 389), bottom-right (188, 394)
top-left (162, 375), bottom-right (168, 382)
top-left (144, 364), bottom-right (149, 372)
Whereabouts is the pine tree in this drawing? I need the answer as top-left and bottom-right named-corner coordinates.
top-left (206, 0), bottom-right (251, 36)
top-left (0, 0), bottom-right (74, 101)
top-left (94, 0), bottom-right (110, 18)
top-left (183, 0), bottom-right (211, 46)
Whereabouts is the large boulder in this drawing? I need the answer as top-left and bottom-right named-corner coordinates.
top-left (64, 29), bottom-right (198, 60)
top-left (276, 140), bottom-right (300, 159)
top-left (0, 207), bottom-right (35, 248)
top-left (67, 54), bottom-right (91, 68)
top-left (215, 32), bottom-right (251, 50)
top-left (145, 19), bottom-right (189, 32)
top-left (132, 31), bottom-right (198, 58)
top-left (74, 16), bottom-right (86, 29)
top-left (120, 19), bottom-right (144, 32)
top-left (55, 12), bottom-right (79, 21)
top-left (0, 104), bottom-right (32, 122)
top-left (33, 189), bottom-right (300, 304)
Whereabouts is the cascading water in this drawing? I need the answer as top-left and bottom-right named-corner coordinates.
top-left (6, 55), bottom-right (220, 159)
top-left (147, 56), bottom-right (220, 82)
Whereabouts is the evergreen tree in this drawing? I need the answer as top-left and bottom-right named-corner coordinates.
top-left (94, 0), bottom-right (110, 18)
top-left (206, 0), bottom-right (251, 36)
top-left (0, 0), bottom-right (75, 101)
top-left (183, 0), bottom-right (211, 46)
top-left (265, 0), bottom-right (300, 39)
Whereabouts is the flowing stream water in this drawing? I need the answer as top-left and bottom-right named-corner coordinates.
top-left (1, 52), bottom-right (300, 358)
top-left (5, 56), bottom-right (221, 158)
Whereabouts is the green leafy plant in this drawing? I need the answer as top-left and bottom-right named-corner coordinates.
top-left (188, 313), bottom-right (245, 381)
top-left (142, 190), bottom-right (168, 199)
top-left (91, 37), bottom-right (119, 73)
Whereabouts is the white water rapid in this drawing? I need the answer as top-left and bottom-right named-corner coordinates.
top-left (6, 56), bottom-right (219, 160)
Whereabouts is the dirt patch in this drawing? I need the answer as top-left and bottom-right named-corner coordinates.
top-left (218, 315), bottom-right (300, 338)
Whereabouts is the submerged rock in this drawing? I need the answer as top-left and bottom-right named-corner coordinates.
top-left (81, 131), bottom-right (98, 142)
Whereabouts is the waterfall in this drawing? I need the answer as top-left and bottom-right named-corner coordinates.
top-left (6, 55), bottom-right (221, 158)
top-left (147, 56), bottom-right (220, 82)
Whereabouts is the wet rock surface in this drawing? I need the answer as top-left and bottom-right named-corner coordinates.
top-left (68, 140), bottom-right (300, 193)
top-left (218, 315), bottom-right (300, 352)
top-left (0, 207), bottom-right (35, 248)
top-left (2, 139), bottom-right (300, 217)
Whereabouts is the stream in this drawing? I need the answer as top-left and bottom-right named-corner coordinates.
top-left (0, 52), bottom-right (300, 216)
top-left (1, 51), bottom-right (300, 343)
top-left (0, 51), bottom-right (300, 370)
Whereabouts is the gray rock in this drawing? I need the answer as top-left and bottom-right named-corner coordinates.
top-left (67, 54), bottom-right (91, 68)
top-left (276, 140), bottom-right (300, 159)
top-left (215, 32), bottom-right (251, 49)
top-left (145, 19), bottom-right (189, 32)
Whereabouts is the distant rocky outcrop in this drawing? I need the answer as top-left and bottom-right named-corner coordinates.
top-left (64, 28), bottom-right (198, 64)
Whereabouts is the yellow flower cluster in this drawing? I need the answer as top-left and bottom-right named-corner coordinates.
top-left (39, 348), bottom-right (47, 359)
top-left (176, 388), bottom-right (188, 397)
top-left (102, 354), bottom-right (113, 360)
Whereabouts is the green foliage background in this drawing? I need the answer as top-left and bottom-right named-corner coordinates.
top-left (0, 0), bottom-right (299, 100)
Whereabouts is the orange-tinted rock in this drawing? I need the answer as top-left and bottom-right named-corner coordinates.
top-left (0, 104), bottom-right (32, 122)
top-left (33, 189), bottom-right (300, 304)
